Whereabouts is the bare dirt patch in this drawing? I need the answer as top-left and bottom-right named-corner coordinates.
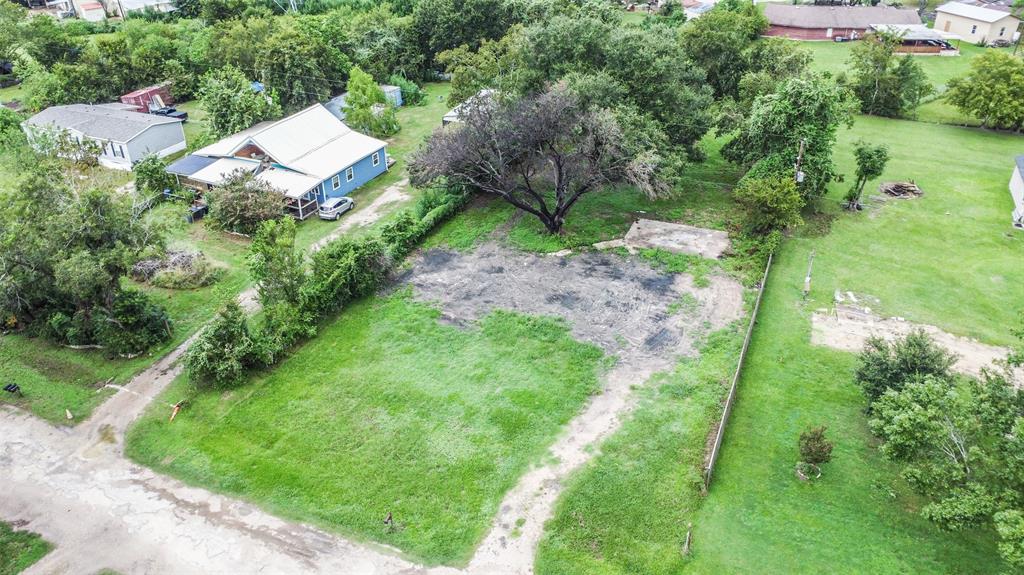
top-left (812, 303), bottom-right (1023, 386)
top-left (399, 242), bottom-right (746, 573)
top-left (399, 243), bottom-right (743, 368)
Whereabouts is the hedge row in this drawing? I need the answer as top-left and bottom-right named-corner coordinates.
top-left (186, 183), bottom-right (469, 388)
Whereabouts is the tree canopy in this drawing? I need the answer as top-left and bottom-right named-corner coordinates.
top-left (948, 51), bottom-right (1024, 132)
top-left (409, 85), bottom-right (671, 233)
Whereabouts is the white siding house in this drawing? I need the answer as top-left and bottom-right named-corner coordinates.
top-left (22, 103), bottom-right (186, 170)
top-left (935, 2), bottom-right (1020, 44)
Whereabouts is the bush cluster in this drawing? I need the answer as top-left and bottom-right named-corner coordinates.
top-left (186, 184), bottom-right (468, 388)
top-left (45, 288), bottom-right (172, 357)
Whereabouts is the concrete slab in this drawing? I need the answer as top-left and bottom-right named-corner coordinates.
top-left (621, 218), bottom-right (730, 259)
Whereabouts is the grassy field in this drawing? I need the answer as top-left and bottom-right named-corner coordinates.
top-left (0, 83), bottom-right (452, 424)
top-left (535, 326), bottom-right (745, 575)
top-left (683, 117), bottom-right (1023, 574)
top-left (528, 115), bottom-right (1023, 574)
top-left (0, 522), bottom-right (50, 575)
top-left (127, 291), bottom-right (605, 565)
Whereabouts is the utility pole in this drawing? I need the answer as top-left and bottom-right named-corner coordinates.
top-left (794, 138), bottom-right (806, 185)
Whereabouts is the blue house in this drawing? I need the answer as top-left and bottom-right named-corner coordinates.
top-left (166, 104), bottom-right (388, 219)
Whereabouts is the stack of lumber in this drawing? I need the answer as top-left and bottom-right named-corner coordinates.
top-left (879, 181), bottom-right (923, 198)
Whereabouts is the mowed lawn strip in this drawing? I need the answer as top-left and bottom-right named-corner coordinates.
top-left (0, 522), bottom-right (51, 575)
top-left (127, 291), bottom-right (605, 565)
top-left (535, 326), bottom-right (744, 575)
top-left (686, 117), bottom-right (1022, 573)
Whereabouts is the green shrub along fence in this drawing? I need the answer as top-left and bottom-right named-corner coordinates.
top-left (703, 252), bottom-right (773, 488)
top-left (185, 183), bottom-right (469, 387)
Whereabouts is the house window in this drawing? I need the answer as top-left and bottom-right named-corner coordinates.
top-left (346, 167), bottom-right (354, 182)
top-left (331, 174), bottom-right (341, 189)
top-left (1000, 27), bottom-right (1006, 36)
top-left (114, 144), bottom-right (124, 158)
top-left (971, 24), bottom-right (977, 34)
top-left (372, 152), bottom-right (380, 167)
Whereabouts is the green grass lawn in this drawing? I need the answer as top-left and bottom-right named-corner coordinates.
top-left (127, 291), bottom-right (605, 565)
top-left (426, 135), bottom-right (746, 255)
top-left (529, 115), bottom-right (1023, 575)
top-left (682, 116), bottom-right (1023, 574)
top-left (535, 326), bottom-right (745, 575)
top-left (0, 522), bottom-right (51, 575)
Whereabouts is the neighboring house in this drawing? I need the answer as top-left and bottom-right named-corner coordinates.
top-left (763, 5), bottom-right (922, 40)
top-left (119, 0), bottom-right (175, 14)
top-left (442, 89), bottom-right (496, 125)
top-left (22, 103), bottom-right (186, 170)
top-left (934, 2), bottom-right (1019, 44)
top-left (121, 83), bottom-right (174, 113)
top-left (324, 85), bottom-right (403, 121)
top-left (74, 0), bottom-right (106, 20)
top-left (166, 104), bottom-right (388, 220)
top-left (1010, 155), bottom-right (1024, 229)
top-left (868, 24), bottom-right (960, 53)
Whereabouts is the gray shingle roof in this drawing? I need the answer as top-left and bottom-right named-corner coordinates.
top-left (764, 5), bottom-right (923, 29)
top-left (24, 104), bottom-right (182, 143)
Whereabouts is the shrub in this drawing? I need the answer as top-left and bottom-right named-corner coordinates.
top-left (95, 288), bottom-right (172, 357)
top-left (299, 237), bottom-right (391, 317)
top-left (388, 74), bottom-right (426, 106)
top-left (133, 251), bottom-right (223, 289)
top-left (855, 329), bottom-right (956, 408)
top-left (133, 154), bottom-right (178, 195)
top-left (734, 174), bottom-right (804, 234)
top-left (185, 301), bottom-right (266, 388)
top-left (798, 425), bottom-right (833, 466)
top-left (206, 171), bottom-right (284, 235)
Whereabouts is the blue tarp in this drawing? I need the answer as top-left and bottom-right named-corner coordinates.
top-left (166, 154), bottom-right (218, 177)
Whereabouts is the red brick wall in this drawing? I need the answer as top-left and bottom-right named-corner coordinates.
top-left (764, 25), bottom-right (867, 40)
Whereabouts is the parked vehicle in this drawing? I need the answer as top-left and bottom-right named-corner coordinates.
top-left (318, 197), bottom-right (355, 221)
top-left (152, 107), bottom-right (188, 121)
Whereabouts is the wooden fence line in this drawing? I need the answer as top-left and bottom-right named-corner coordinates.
top-left (703, 252), bottom-right (774, 488)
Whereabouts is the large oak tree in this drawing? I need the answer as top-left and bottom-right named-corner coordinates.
top-left (408, 85), bottom-right (667, 234)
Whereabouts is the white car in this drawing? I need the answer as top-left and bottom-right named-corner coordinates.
top-left (318, 196), bottom-right (355, 221)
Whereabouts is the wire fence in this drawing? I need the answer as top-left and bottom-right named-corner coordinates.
top-left (703, 251), bottom-right (774, 488)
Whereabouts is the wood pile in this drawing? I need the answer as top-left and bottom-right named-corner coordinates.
top-left (879, 181), bottom-right (923, 198)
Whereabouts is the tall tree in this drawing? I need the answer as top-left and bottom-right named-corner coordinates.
top-left (848, 32), bottom-right (932, 118)
top-left (343, 66), bottom-right (399, 137)
top-left (723, 74), bottom-right (855, 199)
top-left (409, 85), bottom-right (669, 234)
top-left (199, 65), bottom-right (282, 137)
top-left (679, 7), bottom-right (765, 98)
top-left (948, 51), bottom-right (1024, 131)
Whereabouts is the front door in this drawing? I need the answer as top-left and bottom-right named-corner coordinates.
top-left (943, 20), bottom-right (951, 32)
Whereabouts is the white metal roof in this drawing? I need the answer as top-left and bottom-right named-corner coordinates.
top-left (256, 168), bottom-right (322, 199)
top-left (936, 1), bottom-right (1017, 22)
top-left (216, 105), bottom-right (386, 180)
top-left (189, 157), bottom-right (258, 185)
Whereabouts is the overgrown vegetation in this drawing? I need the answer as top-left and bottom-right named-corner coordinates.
top-left (855, 327), bottom-right (1024, 569)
